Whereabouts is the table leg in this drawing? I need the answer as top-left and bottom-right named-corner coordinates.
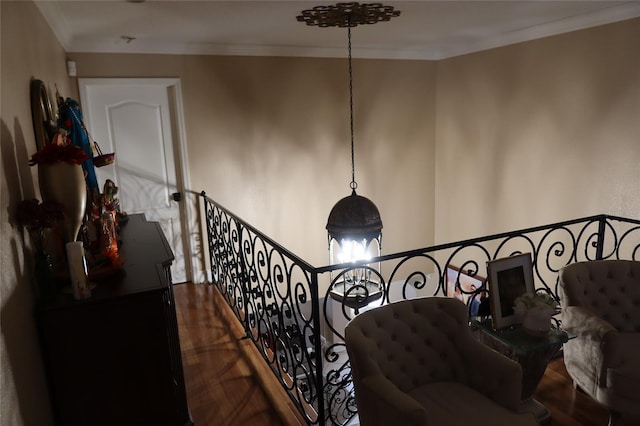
top-left (520, 398), bottom-right (551, 424)
top-left (472, 327), bottom-right (563, 423)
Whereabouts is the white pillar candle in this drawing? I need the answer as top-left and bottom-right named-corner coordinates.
top-left (66, 241), bottom-right (91, 300)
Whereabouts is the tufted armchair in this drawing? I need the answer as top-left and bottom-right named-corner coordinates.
top-left (558, 260), bottom-right (640, 425)
top-left (344, 297), bottom-right (538, 426)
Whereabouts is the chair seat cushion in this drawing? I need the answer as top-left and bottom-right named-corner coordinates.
top-left (407, 382), bottom-right (538, 426)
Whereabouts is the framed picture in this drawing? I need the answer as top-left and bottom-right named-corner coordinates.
top-left (446, 265), bottom-right (487, 317)
top-left (487, 253), bottom-right (534, 329)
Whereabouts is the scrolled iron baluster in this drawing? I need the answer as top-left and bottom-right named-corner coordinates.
top-left (201, 195), bottom-right (639, 426)
top-left (492, 234), bottom-right (535, 261)
top-left (616, 224), bottom-right (640, 260)
top-left (574, 219), bottom-right (609, 261)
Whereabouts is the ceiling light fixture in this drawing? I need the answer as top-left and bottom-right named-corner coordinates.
top-left (297, 2), bottom-right (400, 312)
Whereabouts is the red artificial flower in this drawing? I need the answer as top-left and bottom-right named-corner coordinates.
top-left (29, 143), bottom-right (89, 166)
top-left (15, 199), bottom-right (66, 231)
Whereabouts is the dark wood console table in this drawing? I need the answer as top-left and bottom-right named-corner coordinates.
top-left (37, 214), bottom-right (193, 426)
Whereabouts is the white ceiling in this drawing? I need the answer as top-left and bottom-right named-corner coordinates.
top-left (36, 1), bottom-right (640, 60)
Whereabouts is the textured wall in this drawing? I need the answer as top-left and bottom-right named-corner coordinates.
top-left (69, 53), bottom-right (437, 267)
top-left (1, 2), bottom-right (72, 425)
top-left (435, 18), bottom-right (640, 244)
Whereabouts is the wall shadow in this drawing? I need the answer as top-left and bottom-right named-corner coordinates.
top-left (1, 118), bottom-right (54, 425)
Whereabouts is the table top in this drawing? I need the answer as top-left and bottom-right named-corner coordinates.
top-left (471, 319), bottom-right (572, 354)
top-left (39, 214), bottom-right (174, 310)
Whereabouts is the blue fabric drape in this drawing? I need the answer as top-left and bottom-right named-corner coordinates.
top-left (60, 98), bottom-right (99, 192)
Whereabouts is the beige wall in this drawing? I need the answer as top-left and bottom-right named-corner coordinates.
top-left (68, 53), bottom-right (437, 267)
top-left (435, 18), bottom-right (640, 243)
top-left (1, 2), bottom-right (73, 425)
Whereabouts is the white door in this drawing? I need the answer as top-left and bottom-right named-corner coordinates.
top-left (78, 78), bottom-right (190, 283)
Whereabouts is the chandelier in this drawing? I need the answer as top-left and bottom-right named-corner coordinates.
top-left (297, 3), bottom-right (400, 312)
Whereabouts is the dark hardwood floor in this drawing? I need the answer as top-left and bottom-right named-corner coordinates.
top-left (175, 282), bottom-right (305, 426)
top-left (174, 282), bottom-right (627, 426)
top-left (536, 357), bottom-right (608, 426)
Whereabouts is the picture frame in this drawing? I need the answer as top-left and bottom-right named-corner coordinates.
top-left (445, 265), bottom-right (487, 318)
top-left (487, 253), bottom-right (534, 329)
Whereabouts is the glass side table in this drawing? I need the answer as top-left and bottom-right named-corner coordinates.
top-left (470, 319), bottom-right (573, 424)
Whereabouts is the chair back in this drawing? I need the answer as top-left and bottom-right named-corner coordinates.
top-left (559, 260), bottom-right (640, 332)
top-left (345, 297), bottom-right (475, 393)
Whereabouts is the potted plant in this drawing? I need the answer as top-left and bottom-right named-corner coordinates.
top-left (513, 291), bottom-right (559, 336)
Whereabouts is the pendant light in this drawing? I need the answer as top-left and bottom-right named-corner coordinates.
top-left (297, 2), bottom-right (400, 312)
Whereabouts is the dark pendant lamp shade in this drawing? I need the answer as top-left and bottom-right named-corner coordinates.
top-left (326, 189), bottom-right (383, 312)
top-left (326, 189), bottom-right (382, 243)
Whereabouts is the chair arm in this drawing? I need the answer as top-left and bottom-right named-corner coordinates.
top-left (465, 341), bottom-right (523, 411)
top-left (562, 306), bottom-right (618, 387)
top-left (358, 374), bottom-right (428, 426)
top-left (562, 306), bottom-right (616, 339)
top-left (601, 332), bottom-right (640, 380)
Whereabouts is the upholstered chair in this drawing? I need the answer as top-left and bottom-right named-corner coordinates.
top-left (558, 260), bottom-right (640, 425)
top-left (344, 297), bottom-right (539, 426)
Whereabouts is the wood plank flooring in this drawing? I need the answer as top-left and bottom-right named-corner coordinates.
top-left (175, 282), bottom-right (305, 426)
top-left (174, 282), bottom-right (629, 426)
top-left (537, 357), bottom-right (608, 426)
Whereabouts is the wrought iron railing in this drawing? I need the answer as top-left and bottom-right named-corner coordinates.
top-left (200, 192), bottom-right (640, 426)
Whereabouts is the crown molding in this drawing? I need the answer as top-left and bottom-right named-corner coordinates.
top-left (37, 1), bottom-right (640, 61)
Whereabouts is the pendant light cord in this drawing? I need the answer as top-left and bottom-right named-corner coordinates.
top-left (348, 22), bottom-right (357, 192)
top-left (296, 3), bottom-right (401, 195)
